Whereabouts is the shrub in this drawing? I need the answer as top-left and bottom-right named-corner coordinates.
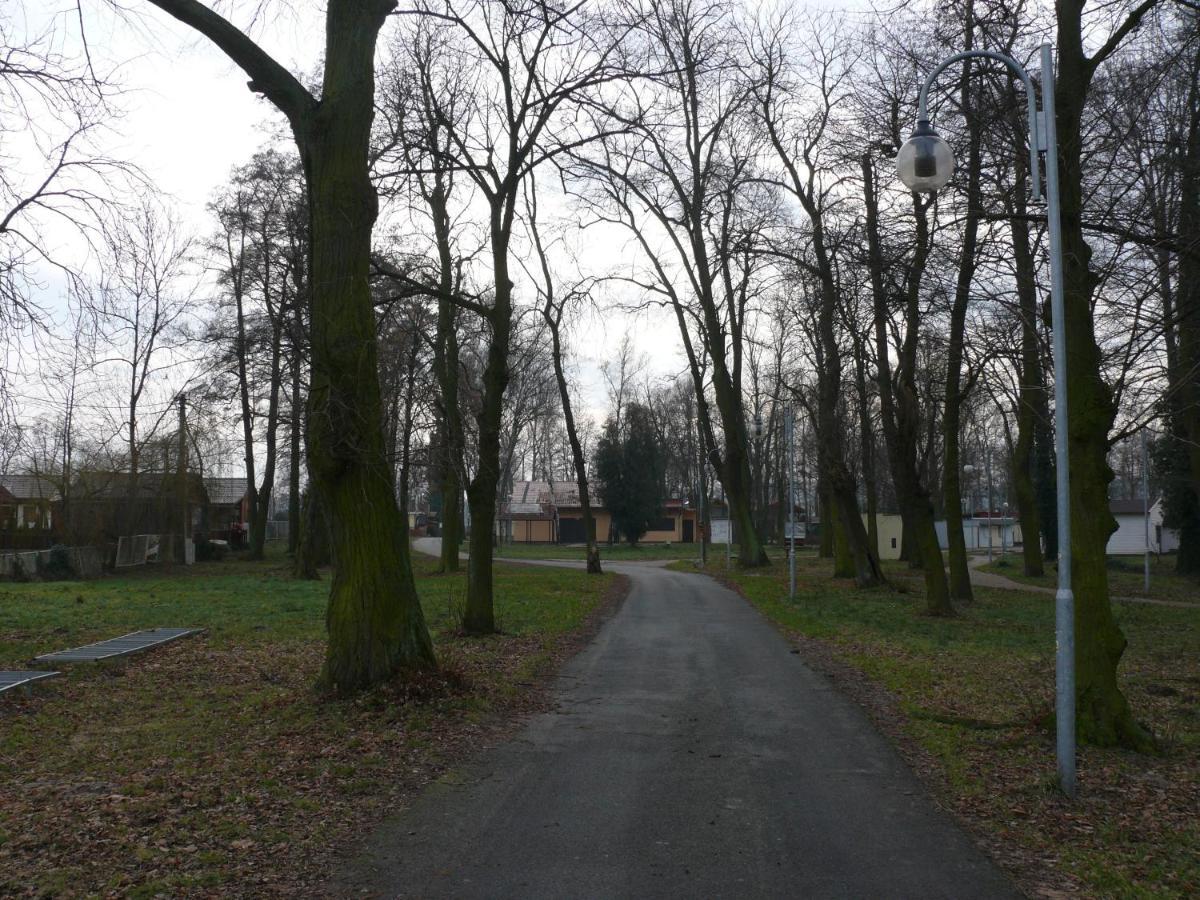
top-left (40, 544), bottom-right (76, 580)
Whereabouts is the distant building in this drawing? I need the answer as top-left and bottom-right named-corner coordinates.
top-left (0, 475), bottom-right (59, 531)
top-left (1108, 497), bottom-right (1177, 555)
top-left (202, 477), bottom-right (249, 541)
top-left (498, 480), bottom-right (699, 544)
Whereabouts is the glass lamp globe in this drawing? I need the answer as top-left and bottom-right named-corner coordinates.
top-left (896, 120), bottom-right (955, 192)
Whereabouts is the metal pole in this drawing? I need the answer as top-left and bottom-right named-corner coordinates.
top-left (1143, 429), bottom-right (1150, 593)
top-left (1042, 42), bottom-right (1076, 798)
top-left (912, 44), bottom-right (1073, 796)
top-left (788, 408), bottom-right (797, 602)
top-left (987, 448), bottom-right (994, 563)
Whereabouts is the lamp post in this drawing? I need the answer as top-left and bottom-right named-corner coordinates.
top-left (897, 44), bottom-right (1075, 796)
top-left (963, 463), bottom-right (976, 549)
top-left (1002, 501), bottom-right (1010, 558)
top-left (986, 447), bottom-right (994, 564)
top-left (786, 407), bottom-right (797, 602)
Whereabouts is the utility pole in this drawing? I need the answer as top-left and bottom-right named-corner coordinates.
top-left (787, 407), bottom-right (796, 602)
top-left (694, 405), bottom-right (707, 567)
top-left (177, 393), bottom-right (190, 565)
top-left (986, 446), bottom-right (994, 564)
top-left (1143, 429), bottom-right (1150, 593)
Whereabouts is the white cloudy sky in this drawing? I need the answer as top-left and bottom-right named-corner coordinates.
top-left (14, 0), bottom-right (863, 459)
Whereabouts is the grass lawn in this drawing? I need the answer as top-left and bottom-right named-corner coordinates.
top-left (980, 553), bottom-right (1200, 604)
top-left (0, 549), bottom-right (621, 897)
top-left (496, 541), bottom-right (706, 561)
top-left (693, 553), bottom-right (1200, 898)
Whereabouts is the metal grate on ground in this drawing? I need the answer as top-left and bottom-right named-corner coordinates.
top-left (0, 670), bottom-right (60, 694)
top-left (33, 628), bottom-right (204, 664)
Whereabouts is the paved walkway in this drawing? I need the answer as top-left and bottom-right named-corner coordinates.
top-left (966, 553), bottom-right (1200, 609)
top-left (341, 543), bottom-right (1016, 898)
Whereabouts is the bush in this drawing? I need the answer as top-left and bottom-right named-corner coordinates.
top-left (40, 544), bottom-right (76, 580)
top-left (196, 539), bottom-right (228, 562)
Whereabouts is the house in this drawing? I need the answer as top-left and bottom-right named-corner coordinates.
top-left (70, 470), bottom-right (208, 544)
top-left (1107, 497), bottom-right (1178, 554)
top-left (498, 480), bottom-right (699, 544)
top-left (934, 513), bottom-right (1022, 553)
top-left (203, 477), bottom-right (248, 541)
top-left (0, 474), bottom-right (59, 530)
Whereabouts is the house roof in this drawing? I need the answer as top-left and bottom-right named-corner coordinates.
top-left (0, 475), bottom-right (60, 502)
top-left (1110, 497), bottom-right (1152, 516)
top-left (499, 498), bottom-right (555, 521)
top-left (73, 471), bottom-right (208, 503)
top-left (204, 477), bottom-right (248, 505)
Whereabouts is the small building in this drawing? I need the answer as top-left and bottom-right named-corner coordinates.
top-left (203, 477), bottom-right (249, 541)
top-left (866, 513), bottom-right (905, 560)
top-left (71, 470), bottom-right (208, 544)
top-left (1107, 497), bottom-right (1178, 555)
top-left (934, 513), bottom-right (1022, 552)
top-left (0, 474), bottom-right (59, 530)
top-left (499, 480), bottom-right (698, 544)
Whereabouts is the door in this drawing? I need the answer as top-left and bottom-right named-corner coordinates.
top-left (682, 519), bottom-right (695, 543)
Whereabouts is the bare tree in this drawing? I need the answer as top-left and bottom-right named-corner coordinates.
top-left (527, 177), bottom-right (602, 572)
top-left (92, 201), bottom-right (193, 529)
top-left (402, 0), bottom-right (626, 631)
top-left (128, 0), bottom-right (437, 691)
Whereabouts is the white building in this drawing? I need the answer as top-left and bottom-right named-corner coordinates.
top-left (1108, 498), bottom-right (1178, 555)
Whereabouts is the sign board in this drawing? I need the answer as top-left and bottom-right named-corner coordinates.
top-left (710, 518), bottom-right (731, 545)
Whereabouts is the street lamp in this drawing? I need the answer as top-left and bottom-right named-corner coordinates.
top-left (963, 463), bottom-right (976, 548)
top-left (899, 44), bottom-right (1076, 797)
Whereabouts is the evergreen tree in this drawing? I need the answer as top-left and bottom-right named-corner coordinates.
top-left (594, 404), bottom-right (665, 547)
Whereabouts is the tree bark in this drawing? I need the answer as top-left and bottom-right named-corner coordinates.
top-left (147, 0), bottom-right (435, 695)
top-left (464, 215), bottom-right (514, 634)
top-left (942, 38), bottom-right (985, 604)
top-left (863, 155), bottom-right (951, 613)
top-left (1008, 160), bottom-right (1046, 577)
top-left (1172, 34), bottom-right (1200, 576)
top-left (1055, 0), bottom-right (1152, 748)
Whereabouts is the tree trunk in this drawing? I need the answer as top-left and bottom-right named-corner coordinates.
top-left (298, 0), bottom-right (435, 690)
top-left (294, 486), bottom-right (327, 579)
top-left (429, 176), bottom-right (465, 575)
top-left (145, 0), bottom-right (435, 693)
top-left (942, 41), bottom-right (984, 604)
top-left (1009, 164), bottom-right (1046, 577)
top-left (1172, 35), bottom-right (1200, 576)
top-left (287, 343), bottom-right (302, 557)
top-left (543, 315), bottom-right (601, 575)
top-left (1055, 1), bottom-right (1151, 748)
top-left (464, 218), bottom-right (514, 634)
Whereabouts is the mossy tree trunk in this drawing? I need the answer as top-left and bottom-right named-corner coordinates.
top-left (429, 181), bottom-right (465, 576)
top-left (144, 0), bottom-right (437, 691)
top-left (464, 216), bottom-right (514, 634)
top-left (1007, 146), bottom-right (1046, 578)
top-left (1172, 34), bottom-right (1200, 577)
top-left (942, 33), bottom-right (984, 604)
top-left (862, 155), bottom-right (951, 614)
top-left (1055, 0), bottom-right (1154, 748)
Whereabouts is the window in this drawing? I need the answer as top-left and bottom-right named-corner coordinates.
top-left (650, 517), bottom-right (675, 533)
top-left (890, 537), bottom-right (897, 549)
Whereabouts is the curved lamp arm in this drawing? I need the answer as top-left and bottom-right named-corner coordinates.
top-left (915, 49), bottom-right (1042, 200)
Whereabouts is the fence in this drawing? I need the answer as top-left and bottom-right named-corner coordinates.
top-left (0, 530), bottom-right (56, 552)
top-left (0, 546), bottom-right (103, 580)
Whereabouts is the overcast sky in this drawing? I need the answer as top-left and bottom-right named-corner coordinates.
top-left (14, 0), bottom-right (865, 470)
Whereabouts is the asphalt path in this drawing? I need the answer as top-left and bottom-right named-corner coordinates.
top-left (340, 544), bottom-right (1017, 899)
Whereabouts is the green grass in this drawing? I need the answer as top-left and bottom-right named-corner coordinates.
top-left (709, 553), bottom-right (1200, 897)
top-left (496, 542), bottom-right (706, 561)
top-left (0, 549), bottom-right (618, 895)
top-left (980, 553), bottom-right (1200, 604)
